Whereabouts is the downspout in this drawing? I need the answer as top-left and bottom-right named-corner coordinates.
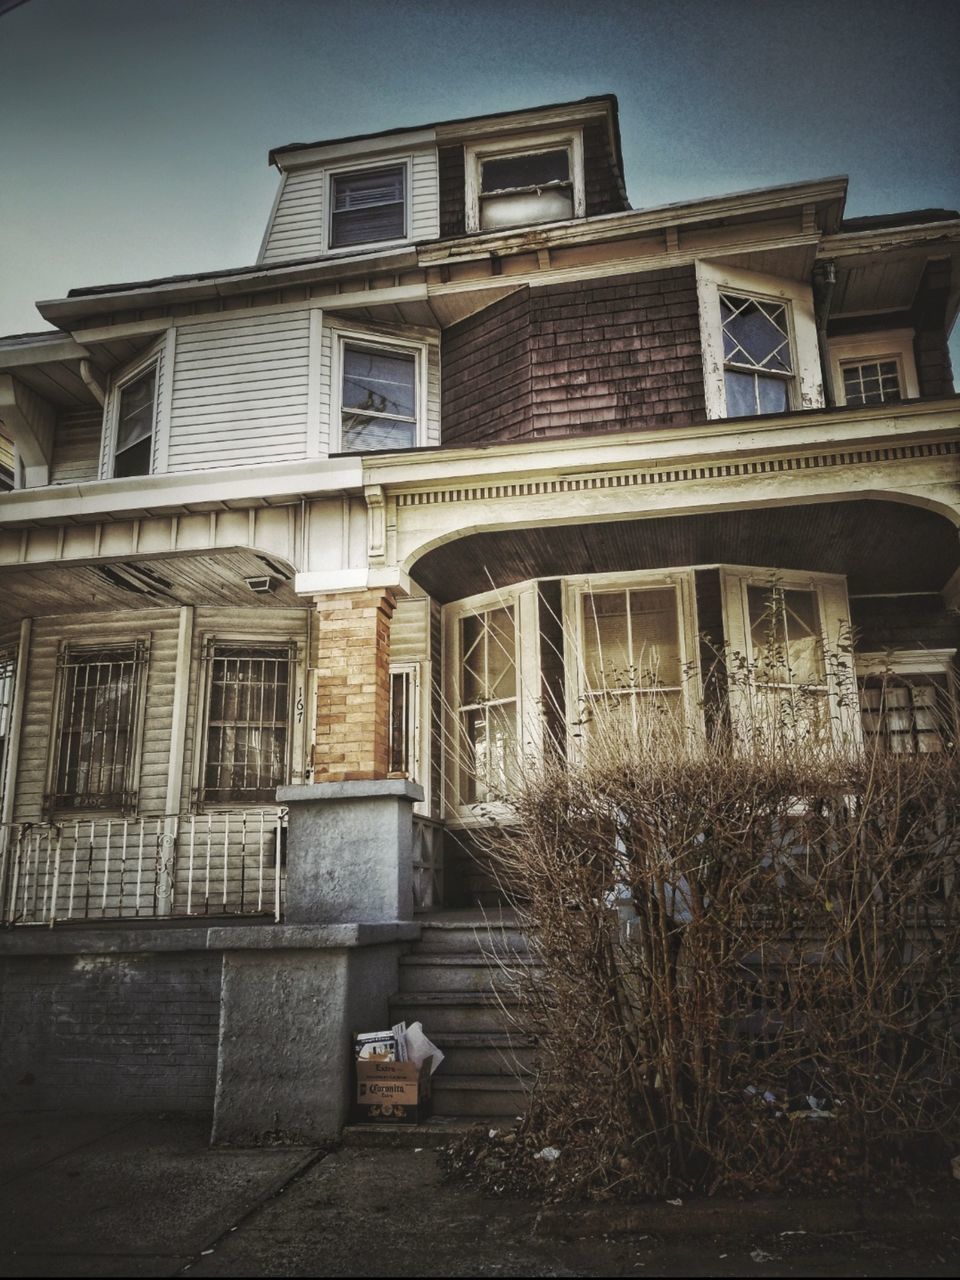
top-left (812, 261), bottom-right (837, 406)
top-left (79, 359), bottom-right (106, 407)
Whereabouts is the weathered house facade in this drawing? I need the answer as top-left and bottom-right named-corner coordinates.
top-left (1, 95), bottom-right (958, 1137)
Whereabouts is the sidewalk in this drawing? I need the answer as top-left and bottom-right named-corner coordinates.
top-left (0, 1111), bottom-right (957, 1278)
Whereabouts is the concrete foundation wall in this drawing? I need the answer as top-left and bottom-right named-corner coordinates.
top-left (0, 949), bottom-right (221, 1114)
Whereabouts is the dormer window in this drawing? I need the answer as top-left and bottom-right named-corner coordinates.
top-left (720, 293), bottom-right (794, 416)
top-left (828, 331), bottom-right (919, 408)
top-left (465, 131), bottom-right (585, 234)
top-left (329, 164), bottom-right (406, 249)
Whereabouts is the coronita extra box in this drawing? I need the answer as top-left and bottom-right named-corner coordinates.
top-left (354, 1055), bottom-right (433, 1124)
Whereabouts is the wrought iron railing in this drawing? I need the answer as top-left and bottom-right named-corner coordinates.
top-left (0, 809), bottom-right (286, 927)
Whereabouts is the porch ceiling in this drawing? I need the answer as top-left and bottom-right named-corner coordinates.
top-left (410, 500), bottom-right (960, 603)
top-left (0, 547), bottom-right (300, 621)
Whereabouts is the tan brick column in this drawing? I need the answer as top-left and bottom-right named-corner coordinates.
top-left (311, 588), bottom-right (396, 782)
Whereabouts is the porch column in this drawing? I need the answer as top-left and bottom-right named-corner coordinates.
top-left (311, 588), bottom-right (396, 782)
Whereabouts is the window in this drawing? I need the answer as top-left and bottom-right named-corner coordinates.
top-left (720, 293), bottom-right (794, 415)
top-left (113, 365), bottom-right (157, 477)
top-left (828, 330), bottom-right (919, 407)
top-left (329, 164), bottom-right (406, 250)
top-left (697, 261), bottom-right (823, 421)
top-left (388, 664), bottom-right (419, 777)
top-left (339, 339), bottom-right (419, 452)
top-left (200, 642), bottom-right (294, 807)
top-left (47, 642), bottom-right (149, 813)
top-left (720, 569), bottom-right (858, 751)
top-left (857, 651), bottom-right (957, 755)
top-left (456, 604), bottom-right (519, 805)
top-left (465, 131), bottom-right (585, 234)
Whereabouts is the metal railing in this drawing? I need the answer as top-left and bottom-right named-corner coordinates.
top-left (1, 809), bottom-right (286, 927)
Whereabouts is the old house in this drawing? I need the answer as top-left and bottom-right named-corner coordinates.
top-left (0, 95), bottom-right (958, 1139)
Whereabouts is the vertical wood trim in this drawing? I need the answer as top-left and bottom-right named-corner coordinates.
top-left (164, 605), bottom-right (194, 817)
top-left (306, 308), bottom-right (324, 457)
top-left (154, 327), bottom-right (177, 473)
top-left (1, 618), bottom-right (31, 828)
top-left (257, 172), bottom-right (289, 265)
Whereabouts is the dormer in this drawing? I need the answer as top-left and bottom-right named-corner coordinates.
top-left (258, 96), bottom-right (628, 266)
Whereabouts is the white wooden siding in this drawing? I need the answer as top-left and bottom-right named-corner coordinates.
top-left (11, 606), bottom-right (311, 825)
top-left (166, 311), bottom-right (311, 472)
top-left (391, 596), bottom-right (430, 663)
top-left (259, 147), bottom-right (440, 265)
top-left (50, 410), bottom-right (102, 485)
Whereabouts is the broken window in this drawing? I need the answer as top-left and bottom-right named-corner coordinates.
top-left (330, 165), bottom-right (406, 249)
top-left (201, 643), bottom-right (294, 806)
top-left (478, 147), bottom-right (574, 231)
top-left (48, 643), bottom-right (149, 813)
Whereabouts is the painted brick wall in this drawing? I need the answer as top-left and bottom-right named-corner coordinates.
top-left (312, 589), bottom-right (396, 781)
top-left (441, 266), bottom-right (706, 446)
top-left (0, 952), bottom-right (221, 1113)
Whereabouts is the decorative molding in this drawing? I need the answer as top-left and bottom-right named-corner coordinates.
top-left (395, 439), bottom-right (960, 508)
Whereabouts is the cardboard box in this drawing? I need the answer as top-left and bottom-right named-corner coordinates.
top-left (354, 1056), bottom-right (433, 1124)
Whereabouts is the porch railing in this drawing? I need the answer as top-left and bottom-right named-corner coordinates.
top-left (1, 809), bottom-right (287, 927)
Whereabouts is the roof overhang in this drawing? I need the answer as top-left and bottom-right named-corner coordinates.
top-left (819, 219), bottom-right (960, 320)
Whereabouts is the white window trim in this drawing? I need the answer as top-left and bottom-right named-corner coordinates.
top-left (719, 566), bottom-right (860, 750)
top-left (330, 323), bottom-right (428, 454)
top-left (442, 582), bottom-right (542, 825)
top-left (100, 331), bottom-right (175, 480)
top-left (855, 648), bottom-right (958, 754)
top-left (561, 568), bottom-right (702, 759)
top-left (388, 660), bottom-right (422, 780)
top-left (696, 260), bottom-right (824, 421)
top-left (192, 633), bottom-right (306, 813)
top-left (828, 328), bottom-right (919, 406)
top-left (464, 128), bottom-right (585, 235)
top-left (323, 155), bottom-right (412, 256)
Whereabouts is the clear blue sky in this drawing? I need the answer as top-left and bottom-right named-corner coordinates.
top-left (1, 0), bottom-right (958, 371)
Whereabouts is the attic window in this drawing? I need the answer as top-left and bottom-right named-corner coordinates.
top-left (479, 148), bottom-right (573, 231)
top-left (330, 165), bottom-right (406, 249)
top-left (840, 359), bottom-right (902, 407)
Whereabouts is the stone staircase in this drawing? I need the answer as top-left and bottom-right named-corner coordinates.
top-left (388, 910), bottom-right (540, 1120)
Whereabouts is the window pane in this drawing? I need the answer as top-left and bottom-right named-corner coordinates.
top-left (114, 435), bottom-right (152, 478)
top-left (724, 369), bottom-right (758, 417)
top-left (583, 591), bottom-right (631, 690)
top-left (756, 374), bottom-right (789, 414)
top-left (480, 188), bottom-right (573, 231)
top-left (481, 150), bottom-right (570, 192)
top-left (330, 167), bottom-right (405, 248)
top-left (748, 587), bottom-right (823, 685)
top-left (116, 369), bottom-right (156, 452)
top-left (342, 414), bottom-right (416, 452)
top-left (343, 347), bottom-right (415, 418)
top-left (53, 646), bottom-right (143, 810)
top-left (630, 588), bottom-right (681, 685)
top-left (720, 295), bottom-right (791, 373)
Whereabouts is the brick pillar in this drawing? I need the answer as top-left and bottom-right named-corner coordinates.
top-left (312, 588), bottom-right (396, 782)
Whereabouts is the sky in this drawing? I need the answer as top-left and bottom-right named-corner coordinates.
top-left (1, 0), bottom-right (958, 369)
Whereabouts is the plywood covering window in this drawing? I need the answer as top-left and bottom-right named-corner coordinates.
top-left (329, 165), bottom-right (406, 249)
top-left (48, 642), bottom-right (148, 814)
top-left (200, 642), bottom-right (294, 806)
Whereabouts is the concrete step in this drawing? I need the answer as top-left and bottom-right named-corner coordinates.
top-left (398, 952), bottom-right (542, 994)
top-left (389, 990), bottom-right (525, 1034)
top-left (431, 1073), bottom-right (530, 1118)
top-left (341, 1118), bottom-right (478, 1148)
top-left (414, 920), bottom-right (532, 956)
top-left (431, 1031), bottom-right (538, 1077)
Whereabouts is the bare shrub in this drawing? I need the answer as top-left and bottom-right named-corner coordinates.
top-left (453, 665), bottom-right (960, 1199)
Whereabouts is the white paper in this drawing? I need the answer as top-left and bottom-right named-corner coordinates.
top-left (403, 1020), bottom-right (444, 1075)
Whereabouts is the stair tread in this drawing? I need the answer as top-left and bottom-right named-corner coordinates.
top-left (401, 953), bottom-right (538, 966)
top-left (390, 990), bottom-right (522, 1005)
top-left (433, 1073), bottom-right (530, 1091)
top-left (429, 1031), bottom-right (537, 1047)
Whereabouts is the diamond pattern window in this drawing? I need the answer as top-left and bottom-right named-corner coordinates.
top-left (330, 166), bottom-right (405, 249)
top-left (720, 293), bottom-right (794, 416)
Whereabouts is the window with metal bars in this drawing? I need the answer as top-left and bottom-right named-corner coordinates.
top-left (329, 165), bottom-right (406, 249)
top-left (201, 642), bottom-right (294, 806)
top-left (48, 642), bottom-right (149, 813)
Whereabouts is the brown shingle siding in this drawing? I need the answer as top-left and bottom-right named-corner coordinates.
top-left (582, 121), bottom-right (629, 216)
top-left (438, 144), bottom-right (466, 238)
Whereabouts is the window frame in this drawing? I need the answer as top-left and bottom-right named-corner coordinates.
top-left (562, 569), bottom-right (703, 759)
top-left (331, 326), bottom-right (427, 454)
top-left (855, 648), bottom-right (958, 754)
top-left (44, 639), bottom-right (150, 818)
top-left (696, 261), bottom-right (824, 421)
top-left (828, 329), bottom-right (919, 407)
top-left (193, 634), bottom-right (304, 813)
top-left (464, 128), bottom-right (585, 234)
top-left (442, 583), bottom-right (542, 824)
top-left (720, 566), bottom-right (860, 752)
top-left (324, 156), bottom-right (411, 255)
top-left (100, 332), bottom-right (175, 480)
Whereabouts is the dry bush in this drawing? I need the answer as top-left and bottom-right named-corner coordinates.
top-left (451, 668), bottom-right (960, 1199)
